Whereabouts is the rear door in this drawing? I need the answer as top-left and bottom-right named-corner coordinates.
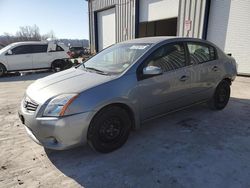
top-left (186, 42), bottom-right (220, 101)
top-left (31, 44), bottom-right (51, 68)
top-left (6, 45), bottom-right (33, 70)
top-left (137, 43), bottom-right (193, 120)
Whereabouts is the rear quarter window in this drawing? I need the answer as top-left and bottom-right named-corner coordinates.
top-left (56, 45), bottom-right (64, 51)
top-left (187, 43), bottom-right (217, 64)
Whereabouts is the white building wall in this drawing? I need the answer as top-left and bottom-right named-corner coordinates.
top-left (224, 0), bottom-right (250, 74)
top-left (139, 0), bottom-right (179, 22)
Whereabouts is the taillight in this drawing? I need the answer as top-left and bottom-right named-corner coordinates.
top-left (67, 51), bottom-right (72, 58)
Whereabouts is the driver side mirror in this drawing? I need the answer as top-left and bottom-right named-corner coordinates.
top-left (143, 66), bottom-right (163, 76)
top-left (6, 49), bottom-right (13, 55)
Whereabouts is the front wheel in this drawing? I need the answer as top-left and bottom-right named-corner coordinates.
top-left (0, 63), bottom-right (7, 77)
top-left (208, 80), bottom-right (231, 110)
top-left (87, 106), bottom-right (131, 153)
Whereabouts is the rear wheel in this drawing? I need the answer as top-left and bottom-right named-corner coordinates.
top-left (208, 80), bottom-right (231, 110)
top-left (0, 63), bottom-right (7, 77)
top-left (51, 60), bottom-right (65, 72)
top-left (87, 106), bottom-right (131, 153)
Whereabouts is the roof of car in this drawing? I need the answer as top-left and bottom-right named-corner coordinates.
top-left (10, 41), bottom-right (49, 46)
top-left (121, 36), bottom-right (210, 45)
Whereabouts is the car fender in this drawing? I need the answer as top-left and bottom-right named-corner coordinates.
top-left (70, 74), bottom-right (141, 129)
top-left (0, 56), bottom-right (8, 70)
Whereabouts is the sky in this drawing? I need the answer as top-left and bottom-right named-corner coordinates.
top-left (0, 0), bottom-right (89, 39)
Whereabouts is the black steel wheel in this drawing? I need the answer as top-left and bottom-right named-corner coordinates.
top-left (208, 80), bottom-right (231, 110)
top-left (87, 106), bottom-right (131, 153)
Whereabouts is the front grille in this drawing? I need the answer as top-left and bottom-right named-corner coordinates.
top-left (23, 97), bottom-right (39, 112)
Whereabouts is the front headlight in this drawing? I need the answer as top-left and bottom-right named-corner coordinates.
top-left (43, 94), bottom-right (78, 117)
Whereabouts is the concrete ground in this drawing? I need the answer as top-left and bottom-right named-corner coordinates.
top-left (0, 73), bottom-right (250, 188)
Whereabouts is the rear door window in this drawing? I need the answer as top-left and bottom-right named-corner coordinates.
top-left (187, 43), bottom-right (217, 64)
top-left (32, 45), bottom-right (48, 53)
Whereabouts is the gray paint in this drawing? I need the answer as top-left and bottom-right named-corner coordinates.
top-left (20, 37), bottom-right (237, 150)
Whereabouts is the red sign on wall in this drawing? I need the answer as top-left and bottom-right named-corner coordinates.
top-left (185, 20), bottom-right (192, 31)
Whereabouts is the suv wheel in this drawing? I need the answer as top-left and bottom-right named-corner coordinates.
top-left (208, 80), bottom-right (231, 110)
top-left (51, 60), bottom-right (64, 72)
top-left (87, 106), bottom-right (131, 153)
top-left (0, 63), bottom-right (6, 77)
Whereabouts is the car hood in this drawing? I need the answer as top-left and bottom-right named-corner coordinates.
top-left (26, 68), bottom-right (117, 104)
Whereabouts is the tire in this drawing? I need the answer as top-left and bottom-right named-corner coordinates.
top-left (87, 106), bottom-right (131, 153)
top-left (0, 63), bottom-right (7, 77)
top-left (208, 80), bottom-right (231, 110)
top-left (51, 60), bottom-right (65, 72)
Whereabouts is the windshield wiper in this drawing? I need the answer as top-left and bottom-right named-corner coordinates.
top-left (85, 67), bottom-right (109, 75)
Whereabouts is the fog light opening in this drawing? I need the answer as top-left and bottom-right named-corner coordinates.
top-left (47, 137), bottom-right (58, 144)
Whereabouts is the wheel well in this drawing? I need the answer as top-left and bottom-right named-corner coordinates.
top-left (51, 59), bottom-right (64, 67)
top-left (222, 78), bottom-right (232, 85)
top-left (0, 62), bottom-right (7, 70)
top-left (95, 103), bottom-right (136, 130)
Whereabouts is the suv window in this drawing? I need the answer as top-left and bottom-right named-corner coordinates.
top-left (56, 45), bottom-right (64, 51)
top-left (32, 44), bottom-right (48, 53)
top-left (11, 45), bottom-right (33, 55)
top-left (70, 47), bottom-right (83, 51)
top-left (187, 43), bottom-right (216, 64)
top-left (144, 43), bottom-right (186, 72)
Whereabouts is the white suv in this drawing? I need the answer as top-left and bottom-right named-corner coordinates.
top-left (0, 41), bottom-right (70, 76)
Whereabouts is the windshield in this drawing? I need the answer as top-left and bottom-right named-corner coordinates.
top-left (0, 44), bottom-right (13, 54)
top-left (79, 43), bottom-right (151, 74)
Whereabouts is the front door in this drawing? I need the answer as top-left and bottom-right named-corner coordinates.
top-left (137, 43), bottom-right (192, 120)
top-left (6, 45), bottom-right (33, 70)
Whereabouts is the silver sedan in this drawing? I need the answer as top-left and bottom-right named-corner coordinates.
top-left (19, 37), bottom-right (237, 153)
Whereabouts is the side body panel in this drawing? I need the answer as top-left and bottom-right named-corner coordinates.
top-left (33, 52), bottom-right (54, 69)
top-left (6, 53), bottom-right (33, 70)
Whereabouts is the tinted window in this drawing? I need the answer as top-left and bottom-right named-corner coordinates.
top-left (145, 43), bottom-right (186, 72)
top-left (32, 45), bottom-right (48, 53)
top-left (70, 47), bottom-right (83, 51)
top-left (187, 43), bottom-right (216, 64)
top-left (12, 45), bottom-right (33, 55)
top-left (56, 45), bottom-right (64, 51)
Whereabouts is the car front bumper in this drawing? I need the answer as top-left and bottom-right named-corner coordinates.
top-left (18, 108), bottom-right (94, 150)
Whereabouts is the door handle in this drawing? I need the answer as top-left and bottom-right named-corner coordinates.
top-left (212, 66), bottom-right (219, 72)
top-left (179, 75), bottom-right (189, 81)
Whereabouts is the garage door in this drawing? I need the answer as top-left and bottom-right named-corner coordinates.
top-left (97, 8), bottom-right (116, 51)
top-left (207, 0), bottom-right (250, 75)
top-left (138, 0), bottom-right (179, 38)
top-left (224, 0), bottom-right (250, 74)
top-left (139, 0), bottom-right (179, 22)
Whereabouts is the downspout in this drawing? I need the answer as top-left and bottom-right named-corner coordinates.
top-left (87, 0), bottom-right (92, 52)
top-left (202, 0), bottom-right (211, 39)
top-left (134, 0), bottom-right (139, 38)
